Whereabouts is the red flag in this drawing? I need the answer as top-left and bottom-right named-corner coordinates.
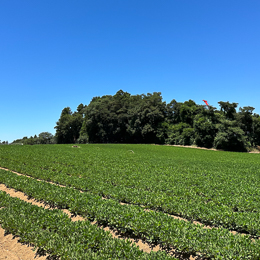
top-left (203, 100), bottom-right (209, 106)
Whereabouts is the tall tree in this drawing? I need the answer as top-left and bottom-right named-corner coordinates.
top-left (252, 114), bottom-right (260, 146)
top-left (214, 118), bottom-right (247, 152)
top-left (84, 90), bottom-right (166, 143)
top-left (55, 107), bottom-right (83, 143)
top-left (38, 132), bottom-right (54, 144)
top-left (193, 106), bottom-right (218, 148)
top-left (218, 101), bottom-right (238, 120)
top-left (237, 106), bottom-right (255, 145)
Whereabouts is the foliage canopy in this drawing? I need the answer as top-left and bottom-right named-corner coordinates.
top-left (10, 90), bottom-right (260, 152)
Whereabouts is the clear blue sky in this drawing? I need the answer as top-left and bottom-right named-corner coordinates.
top-left (1, 0), bottom-right (260, 142)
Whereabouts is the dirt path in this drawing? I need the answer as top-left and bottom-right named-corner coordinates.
top-left (0, 225), bottom-right (47, 260)
top-left (157, 144), bottom-right (260, 153)
top-left (164, 144), bottom-right (218, 151)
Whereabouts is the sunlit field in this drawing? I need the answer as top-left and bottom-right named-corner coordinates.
top-left (0, 144), bottom-right (259, 259)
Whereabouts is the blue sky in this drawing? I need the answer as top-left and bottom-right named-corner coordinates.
top-left (1, 0), bottom-right (260, 142)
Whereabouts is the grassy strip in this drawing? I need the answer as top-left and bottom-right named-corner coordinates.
top-left (0, 169), bottom-right (259, 259)
top-left (0, 190), bottom-right (173, 260)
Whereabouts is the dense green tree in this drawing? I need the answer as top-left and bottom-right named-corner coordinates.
top-left (218, 101), bottom-right (238, 120)
top-left (214, 119), bottom-right (248, 152)
top-left (24, 136), bottom-right (35, 145)
top-left (166, 122), bottom-right (194, 145)
top-left (236, 106), bottom-right (255, 145)
top-left (179, 100), bottom-right (202, 126)
top-left (127, 92), bottom-right (166, 143)
top-left (156, 121), bottom-right (170, 144)
top-left (194, 115), bottom-right (217, 148)
top-left (165, 99), bottom-right (179, 124)
top-left (76, 103), bottom-right (85, 115)
top-left (193, 106), bottom-right (218, 148)
top-left (166, 99), bottom-right (203, 126)
top-left (11, 132), bottom-right (54, 145)
top-left (84, 95), bottom-right (114, 143)
top-left (84, 90), bottom-right (166, 143)
top-left (55, 107), bottom-right (73, 144)
top-left (55, 107), bottom-right (84, 144)
top-left (38, 132), bottom-right (54, 144)
top-left (51, 90), bottom-right (260, 151)
top-left (252, 114), bottom-right (260, 147)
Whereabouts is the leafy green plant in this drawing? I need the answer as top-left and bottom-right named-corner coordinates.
top-left (0, 169), bottom-right (260, 259)
top-left (0, 191), bottom-right (173, 260)
top-left (0, 144), bottom-right (260, 259)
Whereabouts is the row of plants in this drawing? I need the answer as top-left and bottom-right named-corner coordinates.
top-left (0, 169), bottom-right (259, 259)
top-left (0, 190), bottom-right (173, 260)
top-left (0, 145), bottom-right (259, 236)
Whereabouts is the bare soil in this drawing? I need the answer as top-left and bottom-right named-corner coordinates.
top-left (0, 225), bottom-right (49, 260)
top-left (158, 144), bottom-right (260, 153)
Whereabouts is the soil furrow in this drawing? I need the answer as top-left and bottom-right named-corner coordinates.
top-left (0, 225), bottom-right (48, 260)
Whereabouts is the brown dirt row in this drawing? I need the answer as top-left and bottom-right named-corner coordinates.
top-left (156, 144), bottom-right (260, 153)
top-left (0, 225), bottom-right (48, 260)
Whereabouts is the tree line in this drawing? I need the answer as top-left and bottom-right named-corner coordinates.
top-left (54, 90), bottom-right (260, 152)
top-left (12, 132), bottom-right (55, 145)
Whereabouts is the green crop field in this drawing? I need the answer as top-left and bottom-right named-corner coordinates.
top-left (0, 144), bottom-right (259, 259)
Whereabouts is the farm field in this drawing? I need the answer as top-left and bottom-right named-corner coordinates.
top-left (0, 144), bottom-right (259, 259)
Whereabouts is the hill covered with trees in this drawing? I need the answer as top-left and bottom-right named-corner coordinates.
top-left (54, 90), bottom-right (260, 152)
